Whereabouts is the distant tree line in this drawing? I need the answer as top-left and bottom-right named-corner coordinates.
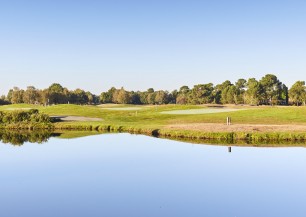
top-left (1, 74), bottom-right (306, 106)
top-left (1, 83), bottom-right (99, 105)
top-left (99, 74), bottom-right (305, 106)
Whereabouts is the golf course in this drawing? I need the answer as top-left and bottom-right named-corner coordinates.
top-left (1, 103), bottom-right (306, 143)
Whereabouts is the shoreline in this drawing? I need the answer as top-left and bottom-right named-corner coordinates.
top-left (1, 104), bottom-right (306, 144)
top-left (1, 122), bottom-right (306, 143)
top-left (52, 122), bottom-right (306, 143)
top-left (1, 122), bottom-right (306, 145)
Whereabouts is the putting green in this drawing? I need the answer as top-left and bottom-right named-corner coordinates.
top-left (160, 108), bottom-right (245, 115)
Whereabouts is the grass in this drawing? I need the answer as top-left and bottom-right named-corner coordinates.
top-left (101, 107), bottom-right (143, 111)
top-left (1, 104), bottom-right (306, 143)
top-left (160, 108), bottom-right (245, 115)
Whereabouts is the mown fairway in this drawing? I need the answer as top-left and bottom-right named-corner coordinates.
top-left (1, 104), bottom-right (306, 129)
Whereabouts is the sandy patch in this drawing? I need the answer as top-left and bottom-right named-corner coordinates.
top-left (51, 116), bottom-right (103, 122)
top-left (165, 123), bottom-right (306, 132)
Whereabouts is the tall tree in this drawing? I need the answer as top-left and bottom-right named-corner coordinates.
top-left (189, 84), bottom-right (214, 104)
top-left (259, 74), bottom-right (282, 105)
top-left (23, 86), bottom-right (39, 104)
top-left (11, 87), bottom-right (24, 104)
top-left (155, 90), bottom-right (168, 105)
top-left (86, 92), bottom-right (94, 104)
top-left (245, 78), bottom-right (262, 105)
top-left (289, 81), bottom-right (306, 106)
top-left (48, 83), bottom-right (66, 104)
top-left (71, 89), bottom-right (88, 104)
top-left (235, 79), bottom-right (247, 104)
top-left (116, 88), bottom-right (130, 104)
top-left (176, 86), bottom-right (190, 104)
top-left (100, 92), bottom-right (111, 104)
top-left (40, 89), bottom-right (50, 105)
top-left (6, 89), bottom-right (13, 103)
top-left (221, 85), bottom-right (239, 104)
top-left (130, 91), bottom-right (141, 104)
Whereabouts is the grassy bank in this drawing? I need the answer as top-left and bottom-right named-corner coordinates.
top-left (1, 104), bottom-right (306, 143)
top-left (52, 122), bottom-right (306, 143)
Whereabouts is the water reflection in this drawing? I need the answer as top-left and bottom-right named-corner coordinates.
top-left (0, 130), bottom-right (104, 146)
top-left (228, 146), bottom-right (232, 152)
top-left (0, 130), bottom-right (55, 145)
top-left (1, 130), bottom-right (306, 148)
top-left (161, 136), bottom-right (306, 147)
top-left (1, 133), bottom-right (305, 217)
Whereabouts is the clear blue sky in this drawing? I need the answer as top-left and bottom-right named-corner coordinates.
top-left (0, 0), bottom-right (305, 95)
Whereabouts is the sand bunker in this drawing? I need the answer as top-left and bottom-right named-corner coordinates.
top-left (51, 116), bottom-right (103, 122)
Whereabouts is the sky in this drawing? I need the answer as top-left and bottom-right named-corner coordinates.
top-left (0, 0), bottom-right (305, 95)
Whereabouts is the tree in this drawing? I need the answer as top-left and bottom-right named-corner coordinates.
top-left (23, 86), bottom-right (39, 104)
top-left (155, 90), bottom-right (168, 104)
top-left (170, 90), bottom-right (178, 104)
top-left (100, 92), bottom-right (111, 104)
top-left (139, 91), bottom-right (148, 104)
top-left (71, 89), bottom-right (88, 104)
top-left (11, 87), bottom-right (24, 104)
top-left (147, 88), bottom-right (154, 93)
top-left (280, 84), bottom-right (288, 105)
top-left (146, 92), bottom-right (156, 104)
top-left (49, 83), bottom-right (64, 93)
top-left (130, 92), bottom-right (141, 104)
top-left (221, 85), bottom-right (239, 104)
top-left (40, 89), bottom-right (50, 105)
top-left (48, 83), bottom-right (66, 104)
top-left (107, 87), bottom-right (117, 103)
top-left (218, 81), bottom-right (233, 104)
top-left (0, 95), bottom-right (9, 105)
top-left (259, 74), bottom-right (283, 105)
top-left (245, 78), bottom-right (262, 105)
top-left (86, 92), bottom-right (94, 104)
top-left (7, 89), bottom-right (13, 102)
top-left (179, 86), bottom-right (190, 94)
top-left (189, 84), bottom-right (214, 104)
top-left (176, 86), bottom-right (190, 104)
top-left (235, 79), bottom-right (247, 104)
top-left (289, 81), bottom-right (306, 106)
top-left (116, 88), bottom-right (130, 104)
top-left (176, 94), bottom-right (188, 104)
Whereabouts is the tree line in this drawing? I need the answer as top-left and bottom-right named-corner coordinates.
top-left (0, 83), bottom-right (99, 105)
top-left (1, 74), bottom-right (306, 106)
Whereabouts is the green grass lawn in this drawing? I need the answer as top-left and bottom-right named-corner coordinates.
top-left (1, 104), bottom-right (306, 142)
top-left (160, 108), bottom-right (245, 115)
top-left (1, 103), bottom-right (306, 127)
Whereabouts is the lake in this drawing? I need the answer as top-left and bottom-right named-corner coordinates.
top-left (1, 133), bottom-right (306, 217)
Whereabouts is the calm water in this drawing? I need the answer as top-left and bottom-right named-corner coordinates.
top-left (1, 133), bottom-right (306, 217)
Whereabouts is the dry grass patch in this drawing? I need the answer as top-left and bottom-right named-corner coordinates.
top-left (165, 123), bottom-right (306, 132)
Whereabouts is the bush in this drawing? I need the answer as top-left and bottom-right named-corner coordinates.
top-left (0, 110), bottom-right (52, 127)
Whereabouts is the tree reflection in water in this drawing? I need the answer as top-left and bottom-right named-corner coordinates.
top-left (0, 130), bottom-right (60, 146)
